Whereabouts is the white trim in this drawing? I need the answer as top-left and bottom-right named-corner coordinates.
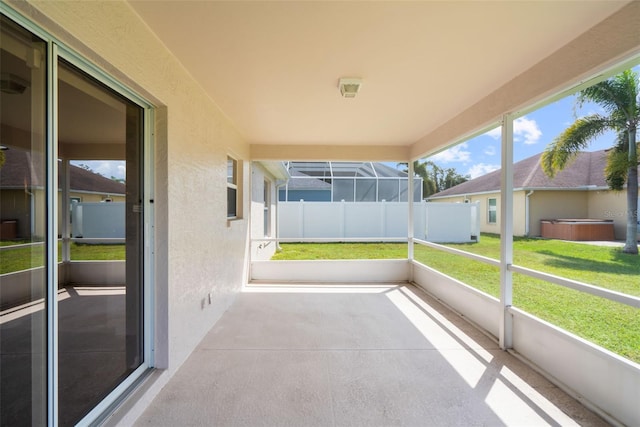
top-left (414, 238), bottom-right (500, 267)
top-left (227, 155), bottom-right (239, 219)
top-left (487, 197), bottom-right (498, 224)
top-left (144, 107), bottom-right (156, 369)
top-left (429, 185), bottom-right (611, 200)
top-left (75, 364), bottom-right (151, 427)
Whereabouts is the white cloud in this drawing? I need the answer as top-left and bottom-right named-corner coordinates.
top-left (430, 143), bottom-right (471, 163)
top-left (467, 163), bottom-right (499, 179)
top-left (515, 117), bottom-right (542, 145)
top-left (487, 126), bottom-right (501, 140)
top-left (485, 116), bottom-right (542, 145)
top-left (483, 145), bottom-right (496, 156)
top-left (72, 160), bottom-right (126, 180)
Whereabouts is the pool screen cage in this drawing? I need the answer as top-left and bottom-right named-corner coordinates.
top-left (280, 162), bottom-right (423, 202)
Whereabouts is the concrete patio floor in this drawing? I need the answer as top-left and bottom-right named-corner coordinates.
top-left (134, 283), bottom-right (607, 426)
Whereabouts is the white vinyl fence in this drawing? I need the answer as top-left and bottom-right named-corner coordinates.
top-left (278, 201), bottom-right (479, 243)
top-left (72, 202), bottom-right (125, 239)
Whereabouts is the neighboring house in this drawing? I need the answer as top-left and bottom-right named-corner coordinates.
top-left (428, 150), bottom-right (640, 240)
top-left (280, 161), bottom-right (423, 202)
top-left (0, 148), bottom-right (125, 239)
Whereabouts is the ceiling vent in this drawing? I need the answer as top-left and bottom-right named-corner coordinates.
top-left (338, 78), bottom-right (362, 98)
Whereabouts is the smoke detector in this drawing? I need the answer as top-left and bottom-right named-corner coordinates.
top-left (338, 78), bottom-right (362, 98)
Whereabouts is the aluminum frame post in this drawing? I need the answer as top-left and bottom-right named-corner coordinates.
top-left (500, 114), bottom-right (514, 350)
top-left (408, 160), bottom-right (415, 261)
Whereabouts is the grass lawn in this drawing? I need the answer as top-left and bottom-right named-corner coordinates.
top-left (0, 242), bottom-right (125, 274)
top-left (271, 235), bottom-right (640, 363)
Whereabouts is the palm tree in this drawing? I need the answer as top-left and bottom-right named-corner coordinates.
top-left (542, 69), bottom-right (639, 254)
top-left (398, 160), bottom-right (468, 198)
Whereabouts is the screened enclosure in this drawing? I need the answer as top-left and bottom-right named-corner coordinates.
top-left (279, 162), bottom-right (423, 202)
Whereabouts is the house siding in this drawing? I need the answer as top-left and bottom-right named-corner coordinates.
top-left (0, 190), bottom-right (37, 239)
top-left (431, 190), bottom-right (594, 237)
top-left (8, 0), bottom-right (250, 401)
top-left (528, 191), bottom-right (588, 237)
top-left (588, 189), bottom-right (639, 240)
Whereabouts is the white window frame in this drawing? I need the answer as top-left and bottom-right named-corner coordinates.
top-left (227, 156), bottom-right (239, 219)
top-left (263, 179), bottom-right (271, 237)
top-left (488, 197), bottom-right (497, 224)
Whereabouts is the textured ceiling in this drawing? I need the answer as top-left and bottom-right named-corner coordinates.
top-left (128, 1), bottom-right (629, 147)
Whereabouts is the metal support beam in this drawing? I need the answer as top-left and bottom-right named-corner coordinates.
top-left (499, 114), bottom-right (514, 350)
top-left (408, 160), bottom-right (415, 262)
top-left (47, 41), bottom-right (59, 427)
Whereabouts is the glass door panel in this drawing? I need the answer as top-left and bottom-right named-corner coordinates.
top-left (0, 16), bottom-right (48, 426)
top-left (57, 59), bottom-right (144, 426)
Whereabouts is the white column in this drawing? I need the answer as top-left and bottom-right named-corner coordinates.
top-left (500, 114), bottom-right (514, 349)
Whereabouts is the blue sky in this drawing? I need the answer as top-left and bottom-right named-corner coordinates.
top-left (427, 95), bottom-right (618, 179)
top-left (427, 65), bottom-right (640, 179)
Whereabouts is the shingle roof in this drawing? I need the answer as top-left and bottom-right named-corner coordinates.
top-left (287, 169), bottom-right (332, 190)
top-left (0, 148), bottom-right (126, 194)
top-left (430, 150), bottom-right (612, 198)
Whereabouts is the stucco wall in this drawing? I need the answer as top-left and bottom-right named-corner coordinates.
top-left (528, 191), bottom-right (588, 237)
top-left (432, 193), bottom-right (509, 235)
top-left (10, 0), bottom-right (250, 378)
top-left (1, 190), bottom-right (34, 239)
top-left (432, 190), bottom-right (594, 237)
top-left (588, 189), bottom-right (639, 240)
top-left (70, 192), bottom-right (125, 203)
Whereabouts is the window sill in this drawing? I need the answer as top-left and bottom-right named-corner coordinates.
top-left (226, 217), bottom-right (244, 228)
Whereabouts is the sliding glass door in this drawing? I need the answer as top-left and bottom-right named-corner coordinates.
top-left (56, 59), bottom-right (145, 426)
top-left (1, 12), bottom-right (152, 426)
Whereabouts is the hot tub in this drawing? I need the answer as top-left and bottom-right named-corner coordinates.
top-left (540, 219), bottom-right (615, 241)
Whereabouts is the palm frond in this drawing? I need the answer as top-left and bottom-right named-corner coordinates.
top-left (542, 115), bottom-right (610, 177)
top-left (605, 143), bottom-right (630, 191)
top-left (577, 70), bottom-right (640, 121)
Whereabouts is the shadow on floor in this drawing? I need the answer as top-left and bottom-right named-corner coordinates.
top-left (135, 282), bottom-right (606, 427)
